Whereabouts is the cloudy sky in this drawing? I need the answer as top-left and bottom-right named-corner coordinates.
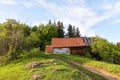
top-left (0, 0), bottom-right (120, 43)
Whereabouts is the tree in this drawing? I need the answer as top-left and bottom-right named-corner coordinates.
top-left (117, 42), bottom-right (120, 49)
top-left (38, 23), bottom-right (57, 51)
top-left (67, 24), bottom-right (73, 38)
top-left (32, 25), bottom-right (38, 32)
top-left (75, 27), bottom-right (81, 37)
top-left (53, 20), bottom-right (56, 26)
top-left (48, 20), bottom-right (52, 25)
top-left (56, 21), bottom-right (64, 38)
top-left (21, 23), bottom-right (31, 37)
top-left (72, 26), bottom-right (76, 37)
top-left (25, 31), bottom-right (40, 51)
top-left (0, 19), bottom-right (24, 60)
top-left (91, 36), bottom-right (120, 64)
top-left (67, 25), bottom-right (81, 38)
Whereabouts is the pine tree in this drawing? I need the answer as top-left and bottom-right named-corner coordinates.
top-left (48, 20), bottom-right (51, 25)
top-left (56, 21), bottom-right (64, 38)
top-left (72, 26), bottom-right (76, 37)
top-left (67, 24), bottom-right (73, 38)
top-left (75, 27), bottom-right (81, 37)
top-left (67, 25), bottom-right (77, 38)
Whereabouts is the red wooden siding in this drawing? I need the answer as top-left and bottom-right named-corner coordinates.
top-left (45, 45), bottom-right (53, 53)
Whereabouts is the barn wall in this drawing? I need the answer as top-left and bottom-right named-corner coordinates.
top-left (45, 45), bottom-right (53, 53)
top-left (53, 48), bottom-right (70, 54)
top-left (70, 47), bottom-right (89, 55)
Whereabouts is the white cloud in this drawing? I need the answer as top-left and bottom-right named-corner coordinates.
top-left (0, 0), bottom-right (17, 5)
top-left (86, 30), bottom-right (96, 37)
top-left (101, 4), bottom-right (113, 10)
top-left (21, 1), bottom-right (34, 7)
top-left (67, 0), bottom-right (85, 4)
top-left (35, 0), bottom-right (56, 9)
top-left (115, 19), bottom-right (120, 24)
top-left (27, 0), bottom-right (120, 35)
top-left (113, 1), bottom-right (120, 14)
top-left (50, 6), bottom-right (102, 34)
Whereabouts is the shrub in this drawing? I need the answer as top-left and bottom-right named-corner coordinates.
top-left (0, 56), bottom-right (10, 65)
top-left (21, 47), bottom-right (41, 58)
top-left (91, 36), bottom-right (120, 64)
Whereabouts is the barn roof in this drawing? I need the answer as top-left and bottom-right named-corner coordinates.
top-left (52, 38), bottom-right (85, 48)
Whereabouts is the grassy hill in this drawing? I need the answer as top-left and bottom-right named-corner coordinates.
top-left (0, 53), bottom-right (119, 80)
top-left (57, 54), bottom-right (120, 78)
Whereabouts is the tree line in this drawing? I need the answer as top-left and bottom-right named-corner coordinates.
top-left (90, 36), bottom-right (120, 64)
top-left (0, 19), bottom-right (81, 63)
top-left (0, 19), bottom-right (120, 65)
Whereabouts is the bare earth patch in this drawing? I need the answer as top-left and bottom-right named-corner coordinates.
top-left (29, 74), bottom-right (41, 80)
top-left (25, 61), bottom-right (41, 69)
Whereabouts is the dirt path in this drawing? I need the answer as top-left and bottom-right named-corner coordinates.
top-left (71, 61), bottom-right (120, 80)
top-left (55, 55), bottom-right (120, 80)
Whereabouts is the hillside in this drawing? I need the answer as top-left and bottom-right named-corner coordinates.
top-left (57, 54), bottom-right (120, 80)
top-left (0, 53), bottom-right (119, 80)
top-left (1, 1), bottom-right (120, 80)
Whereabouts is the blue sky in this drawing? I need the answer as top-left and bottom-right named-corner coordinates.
top-left (0, 0), bottom-right (120, 43)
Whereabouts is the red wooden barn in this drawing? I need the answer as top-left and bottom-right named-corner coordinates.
top-left (45, 37), bottom-right (92, 55)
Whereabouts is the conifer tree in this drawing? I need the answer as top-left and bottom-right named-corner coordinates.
top-left (75, 27), bottom-right (81, 37)
top-left (56, 21), bottom-right (64, 38)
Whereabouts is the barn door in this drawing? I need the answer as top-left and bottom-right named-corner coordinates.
top-left (70, 48), bottom-right (77, 54)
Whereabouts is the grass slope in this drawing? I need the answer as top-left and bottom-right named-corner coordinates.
top-left (57, 54), bottom-right (120, 78)
top-left (0, 54), bottom-right (108, 80)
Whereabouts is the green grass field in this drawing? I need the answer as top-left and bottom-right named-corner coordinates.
top-left (0, 53), bottom-right (119, 80)
top-left (57, 54), bottom-right (120, 78)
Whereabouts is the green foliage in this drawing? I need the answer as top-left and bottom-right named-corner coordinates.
top-left (0, 19), bottom-right (119, 66)
top-left (39, 24), bottom-right (57, 50)
top-left (117, 42), bottom-right (120, 49)
top-left (21, 23), bottom-right (31, 37)
top-left (0, 19), bottom-right (58, 63)
top-left (56, 21), bottom-right (64, 38)
top-left (31, 25), bottom-right (38, 32)
top-left (68, 24), bottom-right (73, 37)
top-left (67, 24), bottom-right (81, 38)
top-left (0, 19), bottom-right (82, 58)
top-left (91, 36), bottom-right (120, 64)
top-left (25, 32), bottom-right (40, 51)
top-left (21, 48), bottom-right (41, 58)
top-left (0, 56), bottom-right (10, 65)
top-left (0, 19), bottom-right (24, 60)
top-left (75, 27), bottom-right (81, 37)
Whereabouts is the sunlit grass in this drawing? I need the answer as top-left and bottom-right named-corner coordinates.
top-left (57, 54), bottom-right (120, 77)
top-left (0, 53), bottom-right (107, 80)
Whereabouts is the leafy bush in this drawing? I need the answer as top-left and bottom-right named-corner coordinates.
top-left (91, 36), bottom-right (120, 64)
top-left (21, 47), bottom-right (41, 58)
top-left (0, 56), bottom-right (10, 65)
